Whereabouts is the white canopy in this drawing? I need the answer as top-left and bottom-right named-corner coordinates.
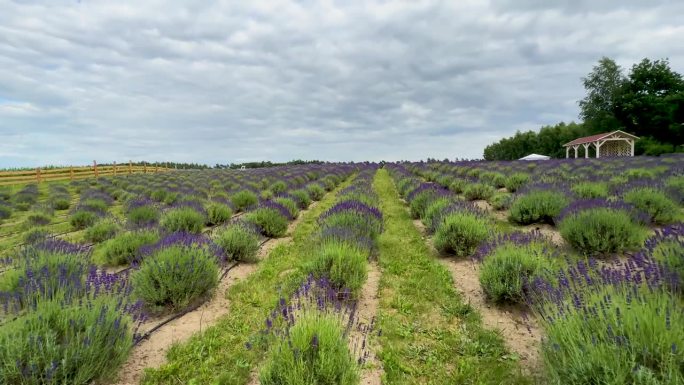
top-left (518, 153), bottom-right (550, 161)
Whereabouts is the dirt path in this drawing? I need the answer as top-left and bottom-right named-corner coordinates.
top-left (410, 219), bottom-right (543, 373)
top-left (438, 257), bottom-right (542, 371)
top-left (354, 262), bottom-right (383, 385)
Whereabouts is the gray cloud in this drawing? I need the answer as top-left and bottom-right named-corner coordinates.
top-left (1, 0), bottom-right (683, 167)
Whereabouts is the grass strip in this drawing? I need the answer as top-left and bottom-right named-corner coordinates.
top-left (373, 169), bottom-right (531, 384)
top-left (141, 177), bottom-right (354, 385)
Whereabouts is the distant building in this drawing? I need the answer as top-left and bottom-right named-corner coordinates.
top-left (563, 130), bottom-right (639, 158)
top-left (519, 153), bottom-right (550, 161)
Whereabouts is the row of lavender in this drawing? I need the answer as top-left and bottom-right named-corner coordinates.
top-left (0, 165), bottom-right (353, 385)
top-left (388, 158), bottom-right (684, 384)
top-left (254, 167), bottom-right (383, 385)
top-left (0, 164), bottom-right (340, 250)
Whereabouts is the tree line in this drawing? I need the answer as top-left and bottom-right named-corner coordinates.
top-left (483, 58), bottom-right (684, 160)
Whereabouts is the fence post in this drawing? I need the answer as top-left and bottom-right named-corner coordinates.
top-left (128, 161), bottom-right (132, 175)
top-left (93, 160), bottom-right (98, 179)
top-left (155, 164), bottom-right (159, 173)
top-left (70, 166), bottom-right (74, 181)
top-left (36, 167), bottom-right (41, 183)
top-left (113, 161), bottom-right (117, 176)
top-left (143, 162), bottom-right (147, 174)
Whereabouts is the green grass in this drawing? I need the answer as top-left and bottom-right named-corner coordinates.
top-left (373, 169), bottom-right (529, 384)
top-left (141, 177), bottom-right (353, 385)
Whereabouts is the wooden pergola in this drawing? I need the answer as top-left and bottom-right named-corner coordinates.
top-left (563, 130), bottom-right (639, 158)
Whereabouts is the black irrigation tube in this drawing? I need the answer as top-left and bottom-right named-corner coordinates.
top-left (132, 260), bottom-right (241, 346)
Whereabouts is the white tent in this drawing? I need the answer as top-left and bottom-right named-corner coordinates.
top-left (518, 153), bottom-right (550, 161)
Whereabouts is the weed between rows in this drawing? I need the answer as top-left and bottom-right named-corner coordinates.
top-left (372, 169), bottom-right (530, 384)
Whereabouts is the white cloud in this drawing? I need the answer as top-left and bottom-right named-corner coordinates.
top-left (0, 0), bottom-right (682, 166)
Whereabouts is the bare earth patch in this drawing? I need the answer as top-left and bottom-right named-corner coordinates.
top-left (354, 261), bottom-right (383, 385)
top-left (473, 199), bottom-right (493, 211)
top-left (520, 223), bottom-right (565, 246)
top-left (439, 257), bottom-right (542, 372)
top-left (114, 263), bottom-right (257, 385)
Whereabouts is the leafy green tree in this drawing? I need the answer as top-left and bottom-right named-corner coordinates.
top-left (614, 58), bottom-right (684, 145)
top-left (579, 57), bottom-right (625, 134)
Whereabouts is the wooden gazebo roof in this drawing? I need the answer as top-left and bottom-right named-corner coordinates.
top-left (563, 130), bottom-right (639, 147)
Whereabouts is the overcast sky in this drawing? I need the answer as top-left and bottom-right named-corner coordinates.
top-left (1, 0), bottom-right (683, 167)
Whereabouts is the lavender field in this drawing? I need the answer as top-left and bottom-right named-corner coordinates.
top-left (0, 156), bottom-right (682, 384)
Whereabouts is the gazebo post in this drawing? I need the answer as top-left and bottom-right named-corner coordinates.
top-left (574, 145), bottom-right (578, 158)
top-left (582, 143), bottom-right (590, 158)
top-left (595, 140), bottom-right (601, 158)
top-left (566, 146), bottom-right (569, 158)
top-left (630, 139), bottom-right (635, 156)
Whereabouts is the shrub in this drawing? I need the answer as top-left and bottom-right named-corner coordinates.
top-left (423, 197), bottom-right (455, 232)
top-left (449, 178), bottom-right (468, 194)
top-left (84, 219), bottom-right (119, 243)
top-left (463, 183), bottom-right (495, 201)
top-left (23, 227), bottom-right (50, 244)
top-left (508, 190), bottom-right (569, 225)
top-left (160, 207), bottom-right (205, 234)
top-left (247, 208), bottom-right (288, 238)
top-left (231, 190), bottom-right (258, 211)
top-left (489, 192), bottom-right (512, 211)
top-left (9, 242), bottom-right (89, 302)
top-left (307, 184), bottom-right (326, 201)
top-left (308, 241), bottom-right (367, 294)
top-left (261, 190), bottom-right (274, 200)
top-left (504, 173), bottom-right (530, 193)
top-left (127, 205), bottom-right (160, 227)
top-left (80, 198), bottom-right (108, 213)
top-left (274, 197), bottom-right (299, 219)
top-left (409, 188), bottom-right (441, 219)
top-left (95, 230), bottom-right (160, 266)
top-left (131, 244), bottom-right (219, 311)
top-left (150, 188), bottom-right (168, 202)
top-left (26, 212), bottom-right (52, 226)
top-left (558, 208), bottom-right (646, 256)
top-left (206, 202), bottom-right (232, 225)
top-left (260, 311), bottom-right (359, 385)
top-left (0, 204), bottom-right (11, 220)
top-left (70, 210), bottom-right (99, 230)
top-left (665, 175), bottom-right (684, 204)
top-left (535, 286), bottom-right (684, 385)
top-left (215, 223), bottom-right (260, 263)
top-left (319, 201), bottom-right (383, 241)
top-left (51, 198), bottom-right (71, 210)
top-left (290, 189), bottom-right (312, 209)
top-left (481, 172), bottom-right (507, 188)
top-left (623, 187), bottom-right (681, 224)
top-left (479, 243), bottom-right (551, 303)
top-left (433, 212), bottom-right (489, 257)
top-left (270, 181), bottom-right (288, 194)
top-left (571, 182), bottom-right (609, 199)
top-left (0, 298), bottom-right (134, 385)
top-left (652, 239), bottom-right (684, 290)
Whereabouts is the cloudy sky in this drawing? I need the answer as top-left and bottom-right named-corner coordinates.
top-left (1, 0), bottom-right (683, 167)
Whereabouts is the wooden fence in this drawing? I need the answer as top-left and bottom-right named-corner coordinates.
top-left (0, 161), bottom-right (172, 186)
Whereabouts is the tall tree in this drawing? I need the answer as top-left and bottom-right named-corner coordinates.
top-left (578, 57), bottom-right (624, 134)
top-left (614, 58), bottom-right (684, 144)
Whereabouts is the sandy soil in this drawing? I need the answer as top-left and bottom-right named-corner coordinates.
top-left (473, 199), bottom-right (493, 211)
top-left (354, 262), bottom-right (383, 385)
top-left (114, 263), bottom-right (257, 385)
top-left (440, 257), bottom-right (542, 372)
top-left (519, 223), bottom-right (565, 246)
